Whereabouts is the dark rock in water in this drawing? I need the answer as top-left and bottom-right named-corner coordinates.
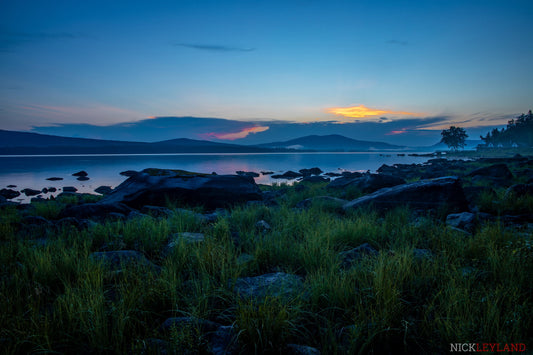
top-left (271, 170), bottom-right (303, 179)
top-left (7, 185), bottom-right (16, 188)
top-left (299, 167), bottom-right (323, 176)
top-left (236, 170), bottom-right (260, 178)
top-left (94, 185), bottom-right (113, 195)
top-left (233, 272), bottom-right (303, 300)
top-left (343, 176), bottom-right (469, 214)
top-left (72, 170), bottom-right (88, 177)
top-left (90, 250), bottom-right (159, 272)
top-left (120, 170), bottom-right (138, 177)
top-left (30, 196), bottom-right (47, 203)
top-left (0, 188), bottom-right (20, 199)
top-left (339, 243), bottom-right (379, 268)
top-left (325, 172), bottom-right (342, 177)
top-left (63, 186), bottom-right (78, 192)
top-left (48, 187), bottom-right (57, 193)
top-left (21, 188), bottom-right (41, 197)
top-left (77, 176), bottom-right (90, 181)
top-left (59, 202), bottom-right (133, 220)
top-left (301, 175), bottom-right (330, 183)
top-left (99, 168), bottom-right (262, 209)
top-left (46, 177), bottom-right (63, 181)
top-left (41, 188), bottom-right (48, 194)
top-left (261, 171), bottom-right (274, 175)
top-left (467, 163), bottom-right (513, 180)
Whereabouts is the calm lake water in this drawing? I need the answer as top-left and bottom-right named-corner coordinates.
top-left (0, 153), bottom-right (433, 203)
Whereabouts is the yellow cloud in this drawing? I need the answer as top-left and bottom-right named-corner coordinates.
top-left (326, 104), bottom-right (416, 119)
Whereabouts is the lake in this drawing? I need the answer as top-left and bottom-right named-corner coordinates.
top-left (0, 152), bottom-right (434, 203)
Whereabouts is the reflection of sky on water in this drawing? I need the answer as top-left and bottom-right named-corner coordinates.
top-left (0, 153), bottom-right (432, 203)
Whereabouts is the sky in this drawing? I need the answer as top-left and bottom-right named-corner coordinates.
top-left (1, 0), bottom-right (532, 146)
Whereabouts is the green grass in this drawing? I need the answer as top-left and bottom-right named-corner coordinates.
top-left (1, 181), bottom-right (532, 354)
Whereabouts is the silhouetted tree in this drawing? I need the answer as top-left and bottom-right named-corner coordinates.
top-left (479, 110), bottom-right (533, 148)
top-left (441, 126), bottom-right (468, 150)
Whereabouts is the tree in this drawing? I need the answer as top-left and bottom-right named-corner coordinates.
top-left (441, 126), bottom-right (468, 150)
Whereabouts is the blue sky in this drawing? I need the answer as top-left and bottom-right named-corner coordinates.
top-left (1, 0), bottom-right (532, 146)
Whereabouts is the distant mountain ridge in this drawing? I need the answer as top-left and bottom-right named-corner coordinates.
top-left (0, 130), bottom-right (272, 154)
top-left (0, 130), bottom-right (423, 155)
top-left (255, 134), bottom-right (407, 151)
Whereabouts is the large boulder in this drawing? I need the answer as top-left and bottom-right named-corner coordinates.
top-left (0, 188), bottom-right (20, 199)
top-left (328, 173), bottom-right (405, 192)
top-left (99, 169), bottom-right (263, 209)
top-left (467, 164), bottom-right (513, 180)
top-left (343, 176), bottom-right (469, 213)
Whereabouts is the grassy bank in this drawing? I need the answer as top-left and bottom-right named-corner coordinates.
top-left (1, 176), bottom-right (532, 353)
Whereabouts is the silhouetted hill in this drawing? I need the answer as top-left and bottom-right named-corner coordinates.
top-left (255, 134), bottom-right (406, 151)
top-left (0, 130), bottom-right (275, 154)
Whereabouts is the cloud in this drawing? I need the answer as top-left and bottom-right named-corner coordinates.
top-left (0, 28), bottom-right (88, 53)
top-left (201, 126), bottom-right (270, 140)
top-left (175, 43), bottom-right (255, 52)
top-left (387, 39), bottom-right (408, 46)
top-left (326, 105), bottom-right (417, 122)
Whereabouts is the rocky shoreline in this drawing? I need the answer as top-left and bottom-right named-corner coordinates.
top-left (1, 155), bottom-right (532, 354)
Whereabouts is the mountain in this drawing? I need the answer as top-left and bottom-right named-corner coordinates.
top-left (0, 130), bottom-right (274, 154)
top-left (255, 134), bottom-right (407, 151)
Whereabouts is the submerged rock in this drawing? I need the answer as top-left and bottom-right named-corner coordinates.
top-left (72, 170), bottom-right (88, 177)
top-left (99, 168), bottom-right (263, 209)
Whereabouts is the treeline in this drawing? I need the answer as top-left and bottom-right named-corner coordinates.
top-left (480, 110), bottom-right (533, 148)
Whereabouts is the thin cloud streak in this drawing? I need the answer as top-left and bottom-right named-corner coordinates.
top-left (176, 43), bottom-right (255, 52)
top-left (326, 104), bottom-right (418, 122)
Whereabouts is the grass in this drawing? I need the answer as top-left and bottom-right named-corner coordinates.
top-left (1, 178), bottom-right (532, 354)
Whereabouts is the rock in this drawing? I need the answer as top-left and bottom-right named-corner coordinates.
top-left (72, 170), bottom-right (88, 177)
top-left (7, 184), bottom-right (16, 188)
top-left (120, 170), bottom-right (138, 177)
top-left (286, 344), bottom-right (321, 355)
top-left (295, 196), bottom-right (348, 210)
top-left (21, 188), bottom-right (41, 197)
top-left (233, 272), bottom-right (303, 300)
top-left (170, 232), bottom-right (206, 244)
top-left (160, 317), bottom-right (220, 333)
top-left (255, 220), bottom-right (271, 231)
top-left (63, 186), bottom-right (78, 193)
top-left (236, 171), bottom-right (260, 178)
top-left (41, 188), bottom-right (48, 194)
top-left (59, 202), bottom-right (133, 220)
top-left (467, 163), bottom-right (513, 180)
top-left (77, 176), bottom-right (90, 181)
top-left (0, 195), bottom-right (5, 203)
top-left (127, 211), bottom-right (150, 220)
top-left (30, 196), bottom-right (47, 203)
top-left (413, 248), bottom-right (433, 261)
top-left (141, 205), bottom-right (173, 218)
top-left (343, 176), bottom-right (469, 214)
top-left (99, 169), bottom-right (263, 209)
top-left (46, 177), bottom-right (63, 181)
top-left (324, 172), bottom-right (342, 177)
top-left (328, 173), bottom-right (405, 192)
top-left (94, 185), bottom-right (113, 195)
top-left (209, 325), bottom-right (238, 355)
top-left (301, 176), bottom-right (330, 183)
top-left (299, 167), bottom-right (323, 176)
top-left (505, 184), bottom-right (533, 198)
top-left (339, 243), bottom-right (378, 268)
top-left (271, 171), bottom-right (303, 179)
top-left (48, 187), bottom-right (57, 193)
top-left (0, 188), bottom-right (20, 199)
top-left (90, 250), bottom-right (159, 272)
top-left (446, 212), bottom-right (476, 232)
top-left (462, 186), bottom-right (496, 205)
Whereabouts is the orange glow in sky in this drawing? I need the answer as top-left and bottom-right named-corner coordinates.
top-left (326, 105), bottom-right (416, 120)
top-left (204, 126), bottom-right (270, 140)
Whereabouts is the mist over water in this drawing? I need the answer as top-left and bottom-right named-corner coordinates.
top-left (0, 153), bottom-right (433, 203)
